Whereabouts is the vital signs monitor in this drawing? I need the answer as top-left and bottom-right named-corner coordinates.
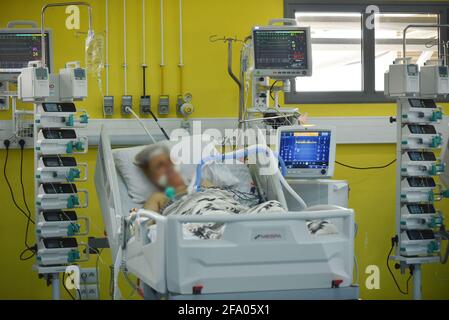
top-left (277, 126), bottom-right (336, 178)
top-left (252, 26), bottom-right (312, 78)
top-left (0, 29), bottom-right (53, 79)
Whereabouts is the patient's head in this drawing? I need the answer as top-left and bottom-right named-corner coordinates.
top-left (135, 143), bottom-right (185, 190)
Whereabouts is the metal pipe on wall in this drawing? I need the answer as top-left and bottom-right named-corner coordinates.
top-left (41, 1), bottom-right (93, 68)
top-left (123, 0), bottom-right (128, 95)
top-left (105, 0), bottom-right (109, 95)
top-left (160, 0), bottom-right (165, 94)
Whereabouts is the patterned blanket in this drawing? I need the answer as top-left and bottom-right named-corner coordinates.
top-left (161, 188), bottom-right (286, 239)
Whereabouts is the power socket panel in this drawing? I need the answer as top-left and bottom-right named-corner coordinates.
top-left (77, 284), bottom-right (99, 300)
top-left (80, 267), bottom-right (98, 284)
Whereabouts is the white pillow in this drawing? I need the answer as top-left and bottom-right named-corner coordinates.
top-left (112, 136), bottom-right (218, 204)
top-left (113, 146), bottom-right (156, 204)
top-left (112, 136), bottom-right (254, 205)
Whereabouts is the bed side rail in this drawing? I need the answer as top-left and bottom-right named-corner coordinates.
top-left (94, 126), bottom-right (124, 259)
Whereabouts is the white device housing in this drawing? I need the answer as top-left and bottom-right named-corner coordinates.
top-left (283, 179), bottom-right (348, 209)
top-left (36, 213), bottom-right (89, 238)
top-left (420, 63), bottom-right (449, 96)
top-left (400, 98), bottom-right (442, 123)
top-left (385, 61), bottom-right (419, 96)
top-left (36, 130), bottom-right (88, 155)
top-left (276, 125), bottom-right (336, 178)
top-left (36, 159), bottom-right (87, 183)
top-left (59, 62), bottom-right (87, 100)
top-left (18, 62), bottom-right (50, 101)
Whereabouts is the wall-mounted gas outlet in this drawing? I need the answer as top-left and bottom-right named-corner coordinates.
top-left (140, 95), bottom-right (151, 115)
top-left (121, 95), bottom-right (132, 115)
top-left (103, 96), bottom-right (114, 116)
top-left (158, 95), bottom-right (169, 115)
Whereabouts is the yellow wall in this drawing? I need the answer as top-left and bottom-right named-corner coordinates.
top-left (0, 0), bottom-right (448, 300)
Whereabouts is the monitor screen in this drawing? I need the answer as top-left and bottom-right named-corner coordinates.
top-left (0, 32), bottom-right (51, 72)
top-left (279, 130), bottom-right (331, 170)
top-left (253, 29), bottom-right (309, 71)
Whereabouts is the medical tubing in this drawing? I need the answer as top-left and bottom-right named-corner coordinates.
top-left (193, 145), bottom-right (307, 209)
top-left (125, 106), bottom-right (156, 144)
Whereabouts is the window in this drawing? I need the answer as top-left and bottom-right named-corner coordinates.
top-left (296, 12), bottom-right (363, 92)
top-left (284, 2), bottom-right (449, 103)
top-left (375, 13), bottom-right (439, 91)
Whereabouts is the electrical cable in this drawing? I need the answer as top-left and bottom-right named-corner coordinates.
top-left (3, 141), bottom-right (35, 224)
top-left (269, 80), bottom-right (279, 102)
top-left (62, 272), bottom-right (76, 300)
top-left (386, 239), bottom-right (411, 295)
top-left (19, 141), bottom-right (36, 258)
top-left (336, 159), bottom-right (396, 170)
top-left (3, 140), bottom-right (37, 260)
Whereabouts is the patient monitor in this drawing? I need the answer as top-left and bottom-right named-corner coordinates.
top-left (277, 126), bottom-right (336, 178)
top-left (252, 25), bottom-right (312, 78)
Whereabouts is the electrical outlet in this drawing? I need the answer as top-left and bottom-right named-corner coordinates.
top-left (0, 81), bottom-right (9, 111)
top-left (103, 96), bottom-right (114, 116)
top-left (79, 267), bottom-right (98, 284)
top-left (77, 284), bottom-right (99, 300)
top-left (140, 95), bottom-right (151, 114)
top-left (158, 95), bottom-right (169, 115)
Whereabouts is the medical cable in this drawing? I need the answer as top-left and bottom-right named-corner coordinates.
top-left (336, 159), bottom-right (396, 170)
top-left (387, 237), bottom-right (412, 295)
top-left (125, 106), bottom-right (156, 144)
top-left (148, 110), bottom-right (170, 140)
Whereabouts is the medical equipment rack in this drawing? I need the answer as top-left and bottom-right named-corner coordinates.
top-left (33, 100), bottom-right (91, 299)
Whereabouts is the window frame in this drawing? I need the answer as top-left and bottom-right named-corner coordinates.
top-left (283, 1), bottom-right (449, 104)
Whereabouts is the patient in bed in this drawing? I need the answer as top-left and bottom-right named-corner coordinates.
top-left (135, 143), bottom-right (285, 211)
top-left (134, 143), bottom-right (338, 239)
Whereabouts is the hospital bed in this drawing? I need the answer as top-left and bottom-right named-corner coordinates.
top-left (94, 128), bottom-right (359, 300)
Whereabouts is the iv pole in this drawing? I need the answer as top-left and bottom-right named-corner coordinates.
top-left (398, 24), bottom-right (449, 301)
top-left (39, 2), bottom-right (93, 300)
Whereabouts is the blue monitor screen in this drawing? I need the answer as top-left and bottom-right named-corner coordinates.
top-left (279, 130), bottom-right (331, 169)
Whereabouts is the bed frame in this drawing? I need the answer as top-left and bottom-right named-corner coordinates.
top-left (95, 127), bottom-right (359, 300)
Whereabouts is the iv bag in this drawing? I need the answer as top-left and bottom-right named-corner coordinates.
top-left (85, 32), bottom-right (105, 92)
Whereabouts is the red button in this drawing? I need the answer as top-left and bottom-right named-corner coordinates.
top-left (192, 285), bottom-right (203, 294)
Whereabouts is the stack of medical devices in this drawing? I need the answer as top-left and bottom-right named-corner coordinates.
top-left (18, 58), bottom-right (91, 281)
top-left (15, 3), bottom-right (94, 300)
top-left (236, 19), bottom-right (311, 131)
top-left (384, 24), bottom-right (449, 299)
